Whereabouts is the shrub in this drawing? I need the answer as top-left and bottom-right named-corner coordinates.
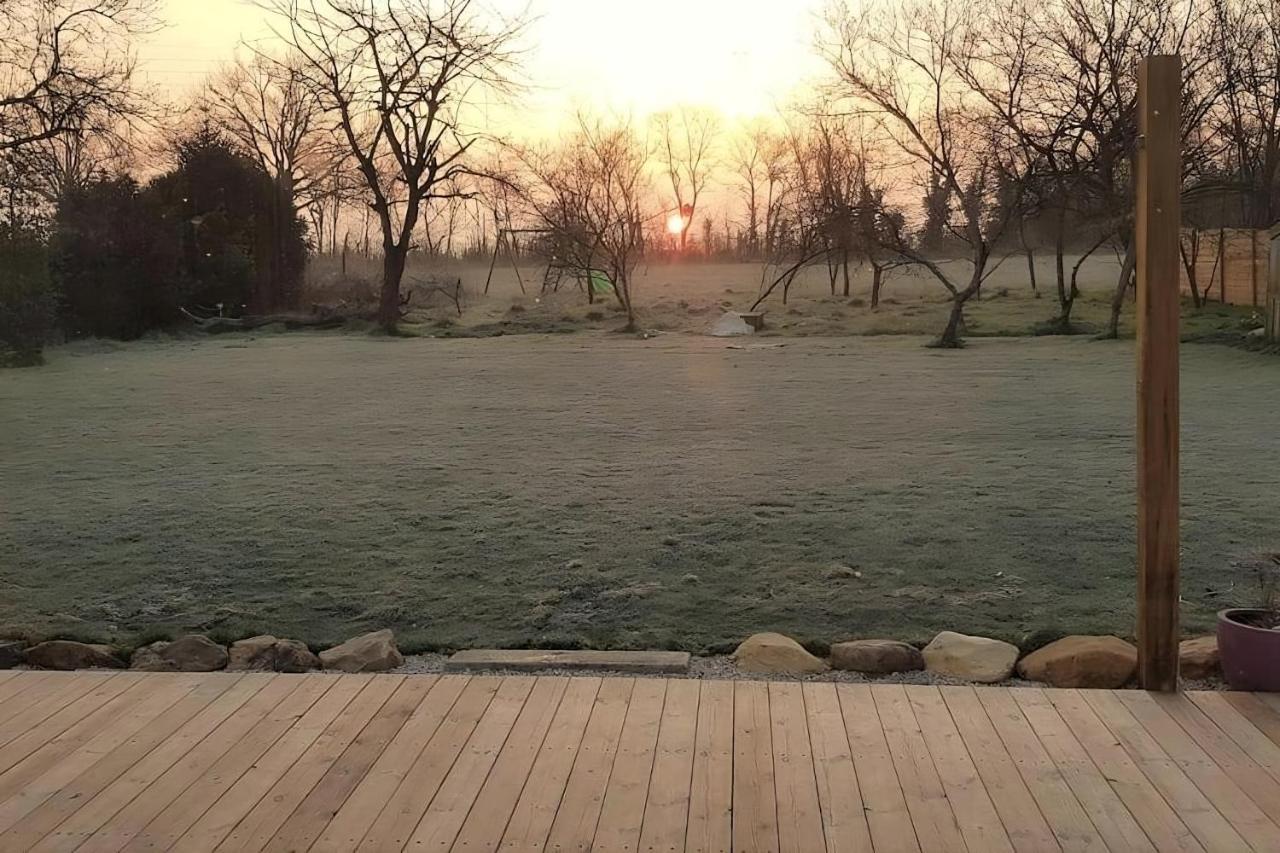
top-left (52, 177), bottom-right (180, 340)
top-left (0, 228), bottom-right (54, 367)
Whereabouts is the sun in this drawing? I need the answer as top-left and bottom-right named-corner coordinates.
top-left (666, 212), bottom-right (687, 236)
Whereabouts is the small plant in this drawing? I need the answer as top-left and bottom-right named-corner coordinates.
top-left (1219, 550), bottom-right (1280, 690)
top-left (1243, 551), bottom-right (1280, 629)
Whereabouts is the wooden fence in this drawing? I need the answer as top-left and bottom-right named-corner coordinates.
top-left (1178, 228), bottom-right (1267, 307)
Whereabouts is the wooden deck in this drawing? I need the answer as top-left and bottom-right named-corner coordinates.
top-left (0, 671), bottom-right (1279, 851)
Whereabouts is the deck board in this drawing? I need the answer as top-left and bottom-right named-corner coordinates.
top-left (0, 671), bottom-right (1275, 851)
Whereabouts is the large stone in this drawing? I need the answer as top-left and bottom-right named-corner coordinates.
top-left (1180, 636), bottom-right (1220, 680)
top-left (227, 635), bottom-right (319, 673)
top-left (274, 639), bottom-right (321, 673)
top-left (132, 635), bottom-right (228, 672)
top-left (732, 632), bottom-right (828, 674)
top-left (130, 642), bottom-right (170, 672)
top-left (26, 640), bottom-right (125, 670)
top-left (0, 641), bottom-right (26, 669)
top-left (830, 639), bottom-right (923, 675)
top-left (923, 631), bottom-right (1018, 683)
top-left (319, 629), bottom-right (403, 673)
top-left (1016, 635), bottom-right (1137, 688)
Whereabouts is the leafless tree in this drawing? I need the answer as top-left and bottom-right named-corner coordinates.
top-left (261, 0), bottom-right (524, 331)
top-left (823, 0), bottom-right (1030, 347)
top-left (1209, 0), bottom-right (1280, 229)
top-left (203, 53), bottom-right (329, 308)
top-left (204, 54), bottom-right (324, 205)
top-left (654, 106), bottom-right (718, 253)
top-left (0, 0), bottom-right (157, 153)
top-left (728, 120), bottom-right (790, 258)
top-left (515, 113), bottom-right (650, 330)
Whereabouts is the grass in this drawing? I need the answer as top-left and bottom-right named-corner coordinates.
top-left (3, 331), bottom-right (1278, 655)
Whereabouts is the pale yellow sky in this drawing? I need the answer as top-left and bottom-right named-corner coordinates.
top-left (139, 0), bottom-right (827, 131)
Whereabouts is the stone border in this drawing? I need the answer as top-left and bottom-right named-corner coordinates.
top-left (0, 628), bottom-right (1223, 689)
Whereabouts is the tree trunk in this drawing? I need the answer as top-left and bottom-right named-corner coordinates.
top-left (936, 296), bottom-right (967, 348)
top-left (379, 246), bottom-right (408, 332)
top-left (1106, 236), bottom-right (1137, 339)
top-left (1025, 248), bottom-right (1038, 297)
top-left (870, 265), bottom-right (884, 309)
top-left (841, 249), bottom-right (851, 297)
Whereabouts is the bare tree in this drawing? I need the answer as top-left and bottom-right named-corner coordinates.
top-left (204, 53), bottom-right (328, 309)
top-left (261, 0), bottom-right (524, 331)
top-left (654, 106), bottom-right (718, 253)
top-left (1209, 0), bottom-right (1280, 230)
top-left (824, 0), bottom-right (1030, 347)
top-left (728, 119), bottom-right (790, 258)
top-left (204, 54), bottom-right (324, 204)
top-left (515, 113), bottom-right (650, 330)
top-left (0, 0), bottom-right (157, 152)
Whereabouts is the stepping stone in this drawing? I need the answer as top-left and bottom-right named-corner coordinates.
top-left (445, 649), bottom-right (691, 674)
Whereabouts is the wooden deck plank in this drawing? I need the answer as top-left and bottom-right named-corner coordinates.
top-left (801, 682), bottom-right (872, 853)
top-left (171, 674), bottom-right (387, 852)
top-left (938, 686), bottom-right (1061, 853)
top-left (108, 675), bottom-right (336, 853)
top-left (281, 675), bottom-right (454, 853)
top-left (0, 674), bottom-right (200, 834)
top-left (0, 672), bottom-right (181, 802)
top-left (406, 676), bottom-right (538, 851)
top-left (871, 684), bottom-right (964, 853)
top-left (1187, 691), bottom-right (1280, 783)
top-left (591, 677), bottom-right (668, 852)
top-left (636, 679), bottom-right (700, 853)
top-left (0, 672), bottom-right (61, 721)
top-left (495, 677), bottom-right (599, 851)
top-left (450, 676), bottom-right (571, 853)
top-left (1079, 689), bottom-right (1248, 852)
top-left (29, 673), bottom-right (291, 853)
top-left (975, 688), bottom-right (1103, 853)
top-left (496, 677), bottom-right (606, 852)
top-left (349, 676), bottom-right (502, 852)
top-left (543, 678), bottom-right (635, 852)
top-left (1112, 690), bottom-right (1280, 852)
top-left (0, 672), bottom-right (119, 751)
top-left (1134, 691), bottom-right (1280, 831)
top-left (1, 673), bottom-right (1279, 853)
top-left (8, 674), bottom-right (252, 853)
top-left (1221, 692), bottom-right (1280, 749)
top-left (266, 675), bottom-right (435, 853)
top-left (905, 686), bottom-right (1014, 853)
top-left (768, 682), bottom-right (827, 853)
top-left (733, 680), bottom-right (779, 853)
top-left (1045, 689), bottom-right (1203, 852)
top-left (684, 680), bottom-right (734, 853)
top-left (1009, 688), bottom-right (1155, 852)
top-left (836, 683), bottom-right (918, 853)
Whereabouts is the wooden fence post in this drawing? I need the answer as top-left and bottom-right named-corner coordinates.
top-left (1268, 226), bottom-right (1280, 342)
top-left (1136, 55), bottom-right (1182, 692)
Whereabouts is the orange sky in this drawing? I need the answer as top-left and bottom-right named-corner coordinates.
top-left (140, 0), bottom-right (827, 132)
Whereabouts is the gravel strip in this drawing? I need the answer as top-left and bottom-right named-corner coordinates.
top-left (390, 653), bottom-right (1228, 690)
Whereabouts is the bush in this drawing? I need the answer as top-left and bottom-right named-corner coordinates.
top-left (50, 126), bottom-right (311, 341)
top-left (0, 228), bottom-right (54, 367)
top-left (52, 177), bottom-right (180, 340)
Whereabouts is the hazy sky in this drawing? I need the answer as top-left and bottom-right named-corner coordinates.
top-left (140, 0), bottom-right (828, 131)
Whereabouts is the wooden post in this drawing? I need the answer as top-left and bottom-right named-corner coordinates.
top-left (1136, 55), bottom-right (1182, 692)
top-left (1267, 225), bottom-right (1280, 342)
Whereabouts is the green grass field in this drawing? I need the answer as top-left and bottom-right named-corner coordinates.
top-left (2, 331), bottom-right (1278, 654)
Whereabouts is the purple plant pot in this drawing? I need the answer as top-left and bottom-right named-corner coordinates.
top-left (1217, 609), bottom-right (1280, 692)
